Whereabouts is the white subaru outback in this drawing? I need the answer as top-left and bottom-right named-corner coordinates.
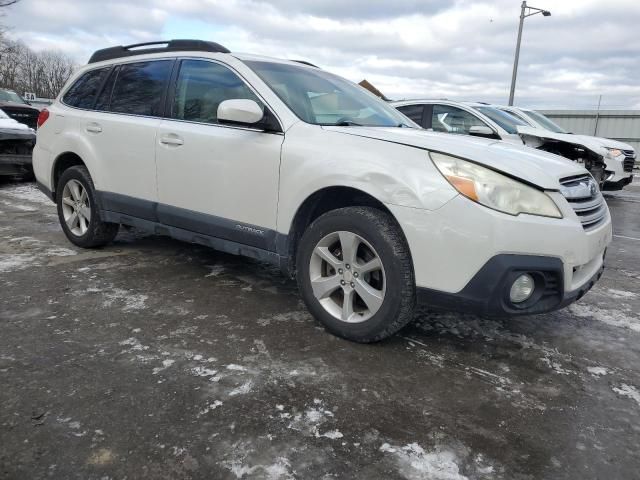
top-left (33, 40), bottom-right (612, 342)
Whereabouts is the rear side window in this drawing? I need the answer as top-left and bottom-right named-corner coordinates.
top-left (172, 60), bottom-right (260, 124)
top-left (397, 104), bottom-right (425, 126)
top-left (62, 68), bottom-right (110, 109)
top-left (110, 60), bottom-right (172, 116)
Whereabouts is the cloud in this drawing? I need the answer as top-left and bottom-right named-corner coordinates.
top-left (3, 0), bottom-right (639, 108)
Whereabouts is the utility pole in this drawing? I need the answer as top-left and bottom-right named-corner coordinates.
top-left (508, 1), bottom-right (551, 106)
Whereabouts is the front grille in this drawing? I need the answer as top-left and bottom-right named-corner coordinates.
top-left (622, 149), bottom-right (636, 172)
top-left (2, 107), bottom-right (38, 129)
top-left (559, 174), bottom-right (607, 230)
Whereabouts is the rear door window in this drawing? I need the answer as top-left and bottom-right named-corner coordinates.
top-left (63, 67), bottom-right (111, 109)
top-left (397, 104), bottom-right (425, 126)
top-left (109, 60), bottom-right (173, 116)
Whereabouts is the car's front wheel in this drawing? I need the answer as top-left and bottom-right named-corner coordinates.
top-left (296, 206), bottom-right (415, 342)
top-left (56, 165), bottom-right (119, 248)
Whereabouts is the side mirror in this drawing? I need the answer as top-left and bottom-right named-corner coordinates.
top-left (469, 125), bottom-right (496, 138)
top-left (218, 99), bottom-right (264, 125)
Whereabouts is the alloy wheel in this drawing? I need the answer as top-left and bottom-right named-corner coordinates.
top-left (61, 179), bottom-right (91, 237)
top-left (309, 231), bottom-right (386, 323)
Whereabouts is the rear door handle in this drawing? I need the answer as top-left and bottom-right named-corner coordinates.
top-left (85, 122), bottom-right (102, 133)
top-left (159, 135), bottom-right (184, 147)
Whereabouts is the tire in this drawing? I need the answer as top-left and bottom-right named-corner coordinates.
top-left (56, 165), bottom-right (119, 248)
top-left (296, 206), bottom-right (415, 343)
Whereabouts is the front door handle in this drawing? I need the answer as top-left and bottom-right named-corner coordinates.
top-left (159, 135), bottom-right (184, 147)
top-left (85, 122), bottom-right (102, 133)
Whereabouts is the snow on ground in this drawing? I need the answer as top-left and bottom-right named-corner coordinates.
top-left (612, 384), bottom-right (640, 407)
top-left (570, 303), bottom-right (640, 333)
top-left (0, 183), bottom-right (50, 205)
top-left (380, 443), bottom-right (470, 480)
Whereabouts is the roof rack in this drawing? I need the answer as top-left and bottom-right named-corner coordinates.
top-left (291, 60), bottom-right (319, 68)
top-left (88, 39), bottom-right (230, 64)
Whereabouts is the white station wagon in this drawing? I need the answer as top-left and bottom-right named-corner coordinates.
top-left (33, 40), bottom-right (611, 342)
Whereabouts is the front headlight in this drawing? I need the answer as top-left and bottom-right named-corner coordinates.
top-left (606, 148), bottom-right (623, 158)
top-left (430, 152), bottom-right (562, 218)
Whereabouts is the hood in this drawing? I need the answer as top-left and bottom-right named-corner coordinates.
top-left (573, 134), bottom-right (634, 152)
top-left (323, 126), bottom-right (587, 190)
top-left (515, 125), bottom-right (634, 157)
top-left (516, 125), bottom-right (608, 152)
top-left (0, 117), bottom-right (31, 131)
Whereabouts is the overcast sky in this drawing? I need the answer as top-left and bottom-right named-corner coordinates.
top-left (4, 0), bottom-right (640, 109)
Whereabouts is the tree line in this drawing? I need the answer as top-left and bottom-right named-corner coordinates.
top-left (0, 39), bottom-right (76, 99)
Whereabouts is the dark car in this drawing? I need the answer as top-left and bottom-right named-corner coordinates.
top-left (0, 89), bottom-right (40, 129)
top-left (0, 106), bottom-right (36, 177)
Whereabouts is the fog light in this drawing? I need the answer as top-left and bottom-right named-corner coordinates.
top-left (510, 274), bottom-right (534, 303)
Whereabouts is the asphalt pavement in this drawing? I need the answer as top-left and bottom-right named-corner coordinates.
top-left (1, 178), bottom-right (639, 480)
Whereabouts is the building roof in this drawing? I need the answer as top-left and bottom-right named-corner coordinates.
top-left (358, 80), bottom-right (389, 101)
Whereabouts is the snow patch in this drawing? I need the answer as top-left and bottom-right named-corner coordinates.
top-left (587, 366), bottom-right (608, 376)
top-left (229, 380), bottom-right (253, 396)
top-left (226, 456), bottom-right (294, 479)
top-left (119, 337), bottom-right (149, 352)
top-left (101, 288), bottom-right (148, 312)
top-left (0, 199), bottom-right (36, 211)
top-left (380, 442), bottom-right (468, 480)
top-left (152, 359), bottom-right (175, 375)
top-left (226, 364), bottom-right (248, 372)
top-left (199, 400), bottom-right (223, 416)
top-left (1, 184), bottom-right (51, 205)
top-left (541, 356), bottom-right (572, 375)
top-left (607, 289), bottom-right (637, 299)
top-left (570, 304), bottom-right (640, 333)
top-left (191, 366), bottom-right (218, 378)
top-left (316, 429), bottom-right (343, 440)
top-left (612, 384), bottom-right (640, 406)
top-left (0, 254), bottom-right (33, 273)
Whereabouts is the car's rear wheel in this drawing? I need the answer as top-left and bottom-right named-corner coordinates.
top-left (56, 165), bottom-right (119, 248)
top-left (296, 206), bottom-right (415, 342)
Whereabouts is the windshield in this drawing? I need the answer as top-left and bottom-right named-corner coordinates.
top-left (245, 61), bottom-right (412, 127)
top-left (474, 106), bottom-right (528, 134)
top-left (0, 90), bottom-right (28, 104)
top-left (522, 110), bottom-right (568, 134)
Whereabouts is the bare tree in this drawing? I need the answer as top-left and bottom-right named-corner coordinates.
top-left (0, 38), bottom-right (76, 98)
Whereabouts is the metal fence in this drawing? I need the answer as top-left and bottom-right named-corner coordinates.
top-left (539, 110), bottom-right (640, 155)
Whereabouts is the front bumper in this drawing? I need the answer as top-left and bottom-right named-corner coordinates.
top-left (416, 253), bottom-right (605, 316)
top-left (603, 155), bottom-right (633, 186)
top-left (602, 174), bottom-right (633, 191)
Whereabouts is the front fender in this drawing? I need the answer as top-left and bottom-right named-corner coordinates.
top-left (277, 123), bottom-right (457, 234)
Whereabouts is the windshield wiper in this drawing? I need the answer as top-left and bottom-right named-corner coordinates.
top-left (333, 120), bottom-right (362, 126)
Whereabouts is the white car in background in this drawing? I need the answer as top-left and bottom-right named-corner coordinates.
top-left (497, 106), bottom-right (635, 190)
top-left (393, 100), bottom-right (608, 185)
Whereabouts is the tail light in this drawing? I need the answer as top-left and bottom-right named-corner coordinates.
top-left (37, 108), bottom-right (49, 128)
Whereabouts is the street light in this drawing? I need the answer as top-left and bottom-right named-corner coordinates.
top-left (508, 1), bottom-right (551, 106)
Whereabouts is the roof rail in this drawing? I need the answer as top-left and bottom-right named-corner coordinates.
top-left (88, 39), bottom-right (231, 64)
top-left (291, 60), bottom-right (319, 68)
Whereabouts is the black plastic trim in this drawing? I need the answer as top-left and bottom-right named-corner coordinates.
top-left (602, 175), bottom-right (633, 190)
top-left (36, 181), bottom-right (55, 202)
top-left (101, 210), bottom-right (280, 266)
top-left (95, 191), bottom-right (278, 252)
top-left (416, 254), bottom-right (603, 316)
